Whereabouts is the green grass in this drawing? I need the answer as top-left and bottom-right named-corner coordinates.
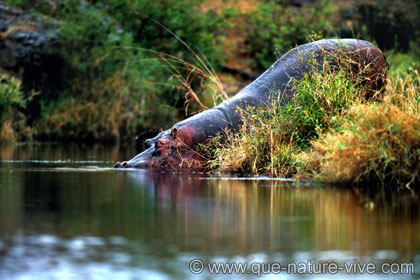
top-left (205, 64), bottom-right (419, 190)
top-left (301, 68), bottom-right (419, 190)
top-left (2, 0), bottom-right (230, 143)
top-left (386, 51), bottom-right (420, 77)
top-left (206, 63), bottom-right (369, 177)
top-left (0, 74), bottom-right (29, 143)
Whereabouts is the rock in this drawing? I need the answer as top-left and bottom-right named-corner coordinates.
top-left (0, 2), bottom-right (56, 70)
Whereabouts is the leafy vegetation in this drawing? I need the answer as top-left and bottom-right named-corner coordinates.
top-left (246, 0), bottom-right (333, 70)
top-left (245, 0), bottom-right (420, 71)
top-left (301, 69), bottom-right (419, 189)
top-left (350, 0), bottom-right (420, 53)
top-left (0, 74), bottom-right (26, 123)
top-left (2, 0), bottom-right (229, 142)
top-left (0, 0), bottom-right (418, 169)
top-left (205, 63), bottom-right (419, 190)
top-left (0, 74), bottom-right (30, 143)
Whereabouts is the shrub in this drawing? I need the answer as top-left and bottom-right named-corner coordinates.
top-left (206, 59), bottom-right (419, 190)
top-left (3, 0), bottom-right (229, 142)
top-left (352, 0), bottom-right (420, 52)
top-left (0, 74), bottom-right (25, 123)
top-left (97, 0), bottom-right (229, 67)
top-left (246, 0), bottom-right (333, 70)
top-left (0, 74), bottom-right (28, 143)
top-left (301, 69), bottom-right (419, 189)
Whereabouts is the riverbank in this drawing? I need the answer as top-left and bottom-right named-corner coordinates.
top-left (204, 65), bottom-right (419, 190)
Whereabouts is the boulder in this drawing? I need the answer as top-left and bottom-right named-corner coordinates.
top-left (0, 2), bottom-right (56, 71)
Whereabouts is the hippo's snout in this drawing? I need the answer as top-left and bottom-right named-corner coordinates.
top-left (114, 145), bottom-right (156, 168)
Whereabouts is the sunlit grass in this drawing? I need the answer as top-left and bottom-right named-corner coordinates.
top-left (301, 69), bottom-right (419, 190)
top-left (0, 73), bottom-right (32, 143)
top-left (204, 61), bottom-right (419, 190)
top-left (206, 62), bottom-right (371, 177)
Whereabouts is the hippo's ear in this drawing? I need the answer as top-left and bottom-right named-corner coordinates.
top-left (171, 128), bottom-right (178, 139)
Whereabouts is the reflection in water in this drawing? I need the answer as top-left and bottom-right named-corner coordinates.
top-left (0, 144), bottom-right (419, 279)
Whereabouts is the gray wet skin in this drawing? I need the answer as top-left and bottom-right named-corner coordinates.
top-left (114, 39), bottom-right (386, 168)
top-left (114, 130), bottom-right (169, 168)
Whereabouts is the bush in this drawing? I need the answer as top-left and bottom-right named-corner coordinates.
top-left (3, 0), bottom-right (229, 142)
top-left (352, 0), bottom-right (420, 52)
top-left (246, 0), bottom-right (333, 70)
top-left (302, 69), bottom-right (419, 189)
top-left (0, 74), bottom-right (25, 123)
top-left (97, 0), bottom-right (228, 67)
top-left (0, 74), bottom-right (28, 143)
top-left (246, 0), bottom-right (419, 72)
top-left (206, 63), bottom-right (419, 190)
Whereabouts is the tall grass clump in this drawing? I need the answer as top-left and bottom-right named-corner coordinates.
top-left (301, 69), bottom-right (419, 190)
top-left (207, 59), bottom-right (373, 177)
top-left (207, 59), bottom-right (419, 190)
top-left (0, 74), bottom-right (28, 143)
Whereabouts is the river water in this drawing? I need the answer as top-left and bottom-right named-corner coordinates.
top-left (0, 144), bottom-right (419, 279)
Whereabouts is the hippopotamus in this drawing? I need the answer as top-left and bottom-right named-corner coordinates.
top-left (114, 38), bottom-right (386, 169)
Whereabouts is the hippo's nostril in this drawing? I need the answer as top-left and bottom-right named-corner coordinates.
top-left (113, 162), bottom-right (122, 168)
top-left (122, 161), bottom-right (128, 168)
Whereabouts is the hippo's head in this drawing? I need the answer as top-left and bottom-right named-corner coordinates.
top-left (114, 126), bottom-right (204, 169)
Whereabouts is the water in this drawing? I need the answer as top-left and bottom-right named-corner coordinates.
top-left (0, 144), bottom-right (419, 279)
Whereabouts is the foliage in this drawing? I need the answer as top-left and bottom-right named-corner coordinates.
top-left (0, 74), bottom-right (26, 122)
top-left (246, 0), bottom-right (420, 72)
top-left (97, 0), bottom-right (229, 67)
top-left (3, 0), bottom-right (229, 142)
top-left (350, 0), bottom-right (420, 52)
top-left (385, 51), bottom-right (420, 78)
top-left (246, 0), bottom-right (333, 70)
top-left (1, 0), bottom-right (419, 150)
top-left (301, 69), bottom-right (419, 190)
top-left (206, 63), bottom-right (419, 190)
top-left (0, 74), bottom-right (29, 143)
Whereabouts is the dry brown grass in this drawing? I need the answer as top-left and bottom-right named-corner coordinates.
top-left (204, 59), bottom-right (418, 190)
top-left (206, 61), bottom-right (371, 177)
top-left (301, 69), bottom-right (419, 189)
top-left (0, 120), bottom-right (16, 144)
